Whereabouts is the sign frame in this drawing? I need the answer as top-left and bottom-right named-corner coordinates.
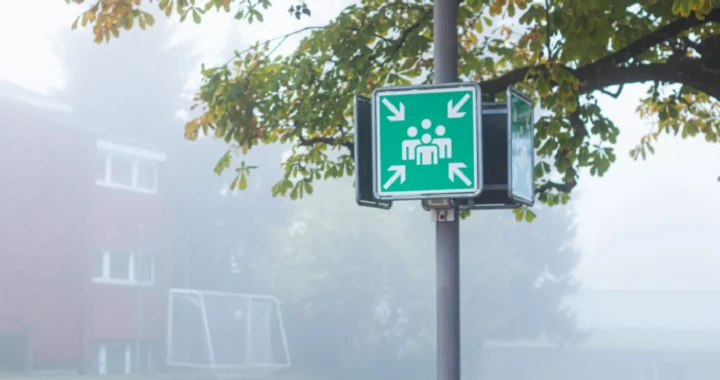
top-left (353, 95), bottom-right (392, 210)
top-left (371, 82), bottom-right (484, 201)
top-left (506, 86), bottom-right (535, 206)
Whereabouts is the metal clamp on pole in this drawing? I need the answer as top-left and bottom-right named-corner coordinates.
top-left (424, 199), bottom-right (457, 223)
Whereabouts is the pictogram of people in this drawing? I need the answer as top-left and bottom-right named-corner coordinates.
top-left (401, 118), bottom-right (453, 166)
top-left (402, 126), bottom-right (421, 160)
top-left (433, 124), bottom-right (452, 159)
top-left (416, 133), bottom-right (439, 165)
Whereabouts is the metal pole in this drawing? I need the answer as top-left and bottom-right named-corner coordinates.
top-left (433, 1), bottom-right (461, 380)
top-left (135, 227), bottom-right (143, 374)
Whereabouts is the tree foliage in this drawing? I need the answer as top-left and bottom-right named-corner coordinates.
top-left (67, 0), bottom-right (720, 211)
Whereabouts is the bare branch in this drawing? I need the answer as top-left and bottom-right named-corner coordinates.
top-left (297, 135), bottom-right (354, 156)
top-left (599, 84), bottom-right (624, 99)
top-left (223, 25), bottom-right (327, 67)
top-left (536, 180), bottom-right (576, 196)
top-left (543, 0), bottom-right (555, 61)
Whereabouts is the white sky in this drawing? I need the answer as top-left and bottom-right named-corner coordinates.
top-left (2, 1), bottom-right (719, 290)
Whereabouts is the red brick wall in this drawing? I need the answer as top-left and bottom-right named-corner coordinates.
top-left (0, 110), bottom-right (94, 369)
top-left (84, 179), bottom-right (171, 344)
top-left (0, 107), bottom-right (172, 371)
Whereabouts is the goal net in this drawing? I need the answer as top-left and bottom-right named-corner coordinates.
top-left (167, 289), bottom-right (291, 377)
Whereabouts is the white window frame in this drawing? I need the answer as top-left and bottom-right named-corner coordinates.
top-left (96, 139), bottom-right (166, 194)
top-left (98, 345), bottom-right (106, 375)
top-left (97, 343), bottom-right (133, 375)
top-left (93, 250), bottom-right (155, 286)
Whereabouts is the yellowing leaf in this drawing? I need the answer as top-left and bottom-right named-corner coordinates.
top-left (144, 12), bottom-right (155, 26)
top-left (238, 173), bottom-right (248, 190)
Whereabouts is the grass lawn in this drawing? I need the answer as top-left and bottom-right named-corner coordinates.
top-left (0, 372), bottom-right (328, 380)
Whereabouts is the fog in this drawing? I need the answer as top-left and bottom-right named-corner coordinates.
top-left (0, 1), bottom-right (719, 380)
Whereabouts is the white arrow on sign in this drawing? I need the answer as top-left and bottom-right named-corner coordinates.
top-left (381, 98), bottom-right (405, 121)
top-left (448, 163), bottom-right (471, 186)
top-left (447, 93), bottom-right (470, 119)
top-left (383, 165), bottom-right (406, 189)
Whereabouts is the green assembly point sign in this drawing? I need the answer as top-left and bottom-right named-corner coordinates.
top-left (507, 87), bottom-right (535, 205)
top-left (372, 83), bottom-right (482, 200)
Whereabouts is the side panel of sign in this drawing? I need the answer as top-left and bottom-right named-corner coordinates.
top-left (506, 87), bottom-right (535, 206)
top-left (354, 95), bottom-right (392, 209)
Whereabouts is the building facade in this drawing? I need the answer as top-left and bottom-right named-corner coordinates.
top-left (0, 87), bottom-right (171, 374)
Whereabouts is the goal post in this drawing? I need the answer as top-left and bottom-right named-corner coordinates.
top-left (166, 289), bottom-right (291, 377)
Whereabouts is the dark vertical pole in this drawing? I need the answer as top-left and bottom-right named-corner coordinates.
top-left (433, 1), bottom-right (461, 380)
top-left (136, 224), bottom-right (144, 374)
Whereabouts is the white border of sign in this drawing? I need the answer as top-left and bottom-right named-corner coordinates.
top-left (506, 86), bottom-right (535, 206)
top-left (371, 82), bottom-right (484, 201)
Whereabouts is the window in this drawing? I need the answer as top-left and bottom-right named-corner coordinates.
top-left (134, 253), bottom-right (154, 283)
top-left (101, 343), bottom-right (129, 375)
top-left (94, 341), bottom-right (153, 375)
top-left (108, 252), bottom-right (131, 281)
top-left (135, 162), bottom-right (157, 191)
top-left (109, 156), bottom-right (134, 186)
top-left (96, 140), bottom-right (165, 194)
top-left (94, 250), bottom-right (155, 286)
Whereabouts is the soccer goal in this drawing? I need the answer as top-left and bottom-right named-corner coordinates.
top-left (166, 289), bottom-right (291, 377)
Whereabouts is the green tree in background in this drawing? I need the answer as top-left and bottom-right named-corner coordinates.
top-left (257, 178), bottom-right (580, 379)
top-left (66, 0), bottom-right (720, 216)
top-left (56, 9), bottom-right (194, 148)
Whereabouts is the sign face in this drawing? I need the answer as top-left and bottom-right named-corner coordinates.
top-left (507, 87), bottom-right (535, 205)
top-left (372, 83), bottom-right (483, 200)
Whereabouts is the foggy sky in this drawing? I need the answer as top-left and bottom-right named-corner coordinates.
top-left (2, 0), bottom-right (720, 291)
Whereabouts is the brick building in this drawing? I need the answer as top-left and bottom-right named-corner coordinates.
top-left (0, 83), bottom-right (171, 374)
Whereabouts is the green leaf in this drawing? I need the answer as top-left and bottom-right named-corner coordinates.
top-left (524, 209), bottom-right (537, 223)
top-left (144, 12), bottom-right (155, 27)
top-left (192, 9), bottom-right (201, 24)
top-left (238, 173), bottom-right (248, 190)
top-left (214, 151), bottom-right (232, 175)
top-left (513, 208), bottom-right (524, 222)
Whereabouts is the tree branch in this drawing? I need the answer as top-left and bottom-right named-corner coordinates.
top-left (536, 180), bottom-right (576, 195)
top-left (482, 65), bottom-right (547, 95)
top-left (482, 8), bottom-right (720, 99)
top-left (379, 9), bottom-right (432, 65)
top-left (543, 0), bottom-right (555, 61)
top-left (503, 10), bottom-right (720, 198)
top-left (582, 58), bottom-right (720, 99)
top-left (296, 120), bottom-right (354, 156)
top-left (224, 25), bottom-right (327, 67)
top-left (591, 8), bottom-right (720, 70)
top-left (297, 135), bottom-right (354, 156)
top-left (599, 84), bottom-right (624, 99)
